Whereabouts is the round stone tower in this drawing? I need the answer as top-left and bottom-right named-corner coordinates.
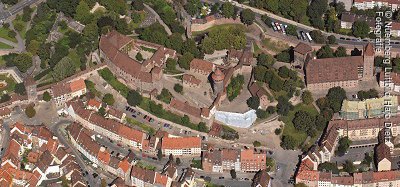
top-left (212, 68), bottom-right (225, 95)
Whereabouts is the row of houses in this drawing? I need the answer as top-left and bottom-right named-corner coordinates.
top-left (1, 122), bottom-right (85, 186)
top-left (66, 122), bottom-right (135, 181)
top-left (66, 99), bottom-right (203, 157)
top-left (202, 147), bottom-right (267, 173)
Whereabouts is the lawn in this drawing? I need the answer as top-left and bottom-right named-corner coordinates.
top-left (135, 161), bottom-right (156, 171)
top-left (98, 68), bottom-right (130, 97)
top-left (67, 49), bottom-right (81, 71)
top-left (0, 27), bottom-right (17, 43)
top-left (261, 38), bottom-right (289, 53)
top-left (190, 159), bottom-right (202, 169)
top-left (126, 117), bottom-right (155, 135)
top-left (192, 23), bottom-right (246, 37)
top-left (0, 42), bottom-right (13, 49)
top-left (281, 103), bottom-right (319, 149)
top-left (0, 56), bottom-right (5, 67)
top-left (0, 73), bottom-right (17, 94)
top-left (84, 80), bottom-right (102, 97)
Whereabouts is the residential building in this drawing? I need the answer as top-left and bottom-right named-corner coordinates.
top-left (51, 79), bottom-right (86, 107)
top-left (375, 143), bottom-right (392, 171)
top-left (248, 82), bottom-right (269, 109)
top-left (379, 71), bottom-right (400, 92)
top-left (353, 0), bottom-right (400, 11)
top-left (202, 149), bottom-right (222, 173)
top-left (340, 12), bottom-right (375, 29)
top-left (251, 170), bottom-right (271, 187)
top-left (340, 96), bottom-right (399, 120)
top-left (0, 107), bottom-right (11, 119)
top-left (161, 136), bottom-right (201, 157)
top-left (305, 43), bottom-right (374, 90)
top-left (240, 148), bottom-right (266, 172)
top-left (99, 30), bottom-right (176, 93)
top-left (130, 165), bottom-right (172, 187)
top-left (106, 106), bottom-right (126, 123)
top-left (292, 42), bottom-right (313, 69)
top-left (86, 99), bottom-right (102, 111)
top-left (227, 49), bottom-right (255, 67)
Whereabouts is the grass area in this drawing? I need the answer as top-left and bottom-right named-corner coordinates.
top-left (0, 27), bottom-right (17, 43)
top-left (338, 28), bottom-right (352, 36)
top-left (190, 159), bottom-right (202, 169)
top-left (126, 117), bottom-right (155, 135)
top-left (0, 41), bottom-right (13, 49)
top-left (261, 38), bottom-right (289, 53)
top-left (67, 49), bottom-right (81, 71)
top-left (136, 161), bottom-right (156, 171)
top-left (140, 46), bottom-right (157, 53)
top-left (130, 11), bottom-right (147, 29)
top-left (12, 15), bottom-right (28, 39)
top-left (192, 23), bottom-right (246, 36)
top-left (253, 42), bottom-right (262, 55)
top-left (0, 56), bottom-right (5, 67)
top-left (163, 68), bottom-right (184, 75)
top-left (98, 68), bottom-right (130, 97)
top-left (281, 103), bottom-right (319, 149)
top-left (0, 73), bottom-right (17, 94)
top-left (84, 80), bottom-right (102, 97)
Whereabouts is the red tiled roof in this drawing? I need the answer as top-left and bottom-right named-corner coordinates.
top-left (87, 99), bottom-right (101, 108)
top-left (97, 148), bottom-right (111, 165)
top-left (169, 98), bottom-right (201, 118)
top-left (0, 107), bottom-right (11, 117)
top-left (306, 56), bottom-right (363, 84)
top-left (70, 79), bottom-right (86, 93)
top-left (183, 74), bottom-right (201, 86)
top-left (190, 59), bottom-right (214, 74)
top-left (162, 136), bottom-right (201, 149)
top-left (294, 42), bottom-right (313, 55)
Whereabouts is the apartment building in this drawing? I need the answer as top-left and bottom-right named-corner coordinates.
top-left (353, 0), bottom-right (400, 11)
top-left (161, 136), bottom-right (201, 157)
top-left (51, 79), bottom-right (86, 107)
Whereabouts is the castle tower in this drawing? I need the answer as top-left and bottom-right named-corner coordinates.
top-left (211, 68), bottom-right (225, 95)
top-left (363, 43), bottom-right (375, 80)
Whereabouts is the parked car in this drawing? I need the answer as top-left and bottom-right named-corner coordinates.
top-left (219, 177), bottom-right (224, 179)
top-left (132, 114), bottom-right (137, 118)
top-left (143, 115), bottom-right (148, 119)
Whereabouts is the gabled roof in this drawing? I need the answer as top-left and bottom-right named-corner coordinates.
top-left (294, 42), bottom-right (313, 55)
top-left (161, 136), bottom-right (201, 150)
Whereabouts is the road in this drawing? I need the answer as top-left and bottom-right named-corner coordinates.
top-left (204, 0), bottom-right (400, 49)
top-left (0, 0), bottom-right (42, 22)
top-left (50, 119), bottom-right (98, 187)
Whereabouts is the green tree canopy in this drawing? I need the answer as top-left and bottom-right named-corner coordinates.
top-left (102, 93), bottom-right (115, 105)
top-left (52, 57), bottom-right (76, 81)
top-left (127, 90), bottom-right (142, 106)
top-left (247, 96), bottom-right (260, 110)
top-left (302, 91), bottom-right (314, 104)
top-left (352, 20), bottom-right (370, 38)
top-left (75, 0), bottom-right (92, 24)
top-left (221, 2), bottom-right (235, 18)
top-left (335, 46), bottom-right (347, 57)
top-left (317, 45), bottom-right (335, 59)
top-left (178, 52), bottom-right (194, 70)
top-left (43, 91), bottom-right (51, 102)
top-left (240, 9), bottom-right (255, 25)
top-left (25, 105), bottom-right (36, 118)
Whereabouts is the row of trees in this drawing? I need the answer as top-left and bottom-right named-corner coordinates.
top-left (200, 25), bottom-right (246, 54)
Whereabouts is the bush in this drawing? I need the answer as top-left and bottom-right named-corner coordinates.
top-left (43, 91), bottom-right (51, 101)
top-left (174, 83), bottom-right (183, 94)
top-left (25, 105), bottom-right (36, 118)
top-left (253, 141), bottom-right (261, 147)
top-left (102, 93), bottom-right (115, 106)
top-left (274, 128), bottom-right (282, 135)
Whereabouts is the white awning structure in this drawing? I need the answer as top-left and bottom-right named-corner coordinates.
top-left (214, 109), bottom-right (257, 128)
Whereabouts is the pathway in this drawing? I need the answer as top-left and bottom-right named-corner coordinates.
top-left (143, 4), bottom-right (172, 35)
top-left (9, 20), bottom-right (24, 52)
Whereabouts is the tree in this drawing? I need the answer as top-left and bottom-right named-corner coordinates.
top-left (27, 40), bottom-right (40, 55)
top-left (280, 135), bottom-right (297, 150)
top-left (176, 158), bottom-right (181, 165)
top-left (75, 0), bottom-right (92, 24)
top-left (221, 2), bottom-right (235, 18)
top-left (286, 25), bottom-right (298, 36)
top-left (307, 0), bottom-right (328, 21)
top-left (254, 65), bottom-right (268, 81)
top-left (14, 83), bottom-right (26, 95)
top-left (157, 149), bottom-right (163, 160)
top-left (261, 14), bottom-right (271, 25)
top-left (52, 57), bottom-right (76, 81)
top-left (278, 66), bottom-right (290, 78)
top-left (274, 128), bottom-right (282, 135)
top-left (362, 152), bottom-right (373, 165)
top-left (127, 90), bottom-right (142, 106)
top-left (256, 109), bottom-right (268, 119)
top-left (131, 0), bottom-right (144, 11)
top-left (276, 96), bottom-right (293, 116)
top-left (240, 9), bottom-right (255, 25)
top-left (185, 0), bottom-right (202, 16)
top-left (337, 137), bottom-right (351, 156)
top-left (7, 53), bottom-right (32, 73)
top-left (302, 91), bottom-right (313, 104)
top-left (157, 88), bottom-right (173, 104)
top-left (357, 89), bottom-right (378, 100)
top-left (230, 169), bottom-right (237, 179)
top-left (198, 122), bottom-right (208, 132)
top-left (266, 106), bottom-right (276, 114)
top-left (14, 21), bottom-right (24, 32)
top-left (247, 96), bottom-right (260, 110)
top-left (343, 160), bottom-right (356, 173)
top-left (335, 46), bottom-right (347, 57)
top-left (326, 86), bottom-right (347, 113)
top-left (257, 53), bottom-right (275, 68)
top-left (327, 35), bottom-right (336, 44)
top-left (43, 91), bottom-right (51, 102)
top-left (309, 30), bottom-right (326, 44)
top-left (136, 52), bottom-right (143, 61)
top-left (293, 111), bottom-right (315, 133)
top-left (166, 58), bottom-right (177, 70)
top-left (253, 141), bottom-right (261, 147)
top-left (318, 162), bottom-right (339, 173)
top-left (178, 52), bottom-right (193, 70)
top-left (22, 6), bottom-right (33, 22)
top-left (174, 84), bottom-right (183, 94)
top-left (1, 0), bottom-right (17, 5)
top-left (181, 115), bottom-right (190, 124)
top-left (98, 107), bottom-right (106, 116)
top-left (275, 50), bottom-right (291, 62)
top-left (352, 20), bottom-right (370, 38)
top-left (102, 93), bottom-right (115, 106)
top-left (25, 105), bottom-right (36, 118)
top-left (317, 45), bottom-right (334, 59)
